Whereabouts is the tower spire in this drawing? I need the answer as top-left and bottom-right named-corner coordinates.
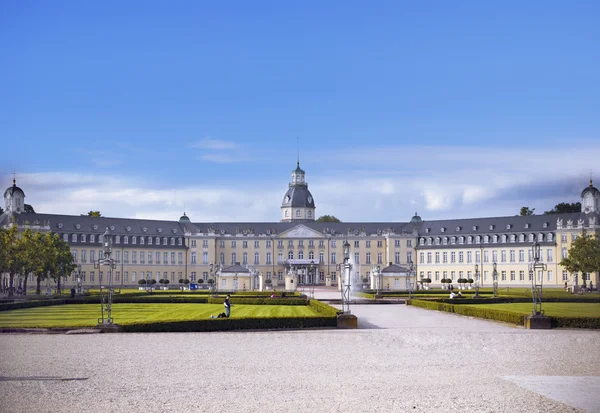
top-left (297, 136), bottom-right (300, 166)
top-left (12, 170), bottom-right (16, 186)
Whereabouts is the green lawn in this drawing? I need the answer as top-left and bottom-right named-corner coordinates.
top-left (0, 304), bottom-right (320, 328)
top-left (467, 303), bottom-right (600, 317)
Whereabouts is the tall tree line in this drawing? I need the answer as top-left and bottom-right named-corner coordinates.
top-left (0, 227), bottom-right (76, 297)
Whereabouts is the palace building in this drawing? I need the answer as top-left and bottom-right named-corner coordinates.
top-left (2, 164), bottom-right (599, 291)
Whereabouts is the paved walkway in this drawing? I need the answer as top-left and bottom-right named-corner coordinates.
top-left (0, 297), bottom-right (599, 412)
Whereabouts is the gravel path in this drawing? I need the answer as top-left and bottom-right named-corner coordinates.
top-left (1, 303), bottom-right (599, 413)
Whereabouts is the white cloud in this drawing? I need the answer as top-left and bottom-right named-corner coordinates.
top-left (3, 142), bottom-right (599, 223)
top-left (189, 139), bottom-right (238, 150)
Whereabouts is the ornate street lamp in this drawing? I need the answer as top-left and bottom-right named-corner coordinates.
top-left (374, 264), bottom-right (382, 297)
top-left (407, 261), bottom-right (414, 299)
top-left (341, 240), bottom-right (352, 314)
top-left (474, 264), bottom-right (480, 298)
top-left (233, 272), bottom-right (239, 292)
top-left (76, 264), bottom-right (83, 295)
top-left (530, 241), bottom-right (546, 316)
top-left (309, 260), bottom-right (315, 298)
top-left (94, 227), bottom-right (117, 326)
top-left (492, 262), bottom-right (498, 298)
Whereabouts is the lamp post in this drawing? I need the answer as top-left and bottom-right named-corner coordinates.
top-left (76, 264), bottom-right (83, 295)
top-left (407, 261), bottom-right (414, 299)
top-left (474, 264), bottom-right (480, 298)
top-left (233, 273), bottom-right (238, 293)
top-left (492, 262), bottom-right (498, 298)
top-left (145, 271), bottom-right (151, 293)
top-left (94, 227), bottom-right (117, 326)
top-left (530, 241), bottom-right (546, 316)
top-left (374, 264), bottom-right (382, 297)
top-left (309, 260), bottom-right (315, 298)
top-left (341, 240), bottom-right (352, 314)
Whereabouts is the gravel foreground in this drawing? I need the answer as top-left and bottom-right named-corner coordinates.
top-left (1, 304), bottom-right (599, 413)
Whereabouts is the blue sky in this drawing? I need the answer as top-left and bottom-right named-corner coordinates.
top-left (1, 1), bottom-right (599, 222)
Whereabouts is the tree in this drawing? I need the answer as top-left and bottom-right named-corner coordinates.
top-left (545, 202), bottom-right (581, 214)
top-left (316, 215), bottom-right (341, 223)
top-left (86, 211), bottom-right (102, 217)
top-left (520, 206), bottom-right (535, 216)
top-left (0, 226), bottom-right (23, 297)
top-left (24, 204), bottom-right (35, 213)
top-left (0, 206), bottom-right (4, 214)
top-left (560, 231), bottom-right (600, 286)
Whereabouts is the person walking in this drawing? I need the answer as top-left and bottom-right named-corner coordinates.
top-left (224, 294), bottom-right (231, 318)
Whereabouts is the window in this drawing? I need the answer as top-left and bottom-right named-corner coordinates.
top-left (442, 252), bottom-right (448, 263)
top-left (288, 251), bottom-right (294, 260)
top-left (148, 252), bottom-right (152, 264)
top-left (171, 252), bottom-right (176, 264)
top-left (266, 252), bottom-right (272, 264)
top-left (501, 250), bottom-right (506, 263)
top-left (510, 271), bottom-right (515, 281)
top-left (220, 253), bottom-right (225, 265)
top-left (519, 270), bottom-right (525, 281)
top-left (296, 209), bottom-right (301, 217)
top-left (562, 247), bottom-right (567, 259)
top-left (308, 211), bottom-right (312, 218)
top-left (288, 240), bottom-right (294, 248)
top-left (475, 251), bottom-right (480, 263)
top-left (298, 250), bottom-right (304, 259)
top-left (148, 237), bottom-right (152, 245)
top-left (501, 271), bottom-right (506, 281)
top-left (191, 252), bottom-right (197, 264)
top-left (242, 252), bottom-right (248, 264)
top-left (298, 240), bottom-right (304, 247)
top-left (510, 250), bottom-right (515, 262)
top-left (231, 241), bottom-right (237, 248)
top-left (319, 240), bottom-right (325, 248)
top-left (435, 252), bottom-right (440, 264)
top-left (377, 252), bottom-right (382, 264)
top-left (396, 252), bottom-right (401, 264)
top-left (124, 236), bottom-right (129, 244)
top-left (451, 252), bottom-right (456, 263)
top-left (243, 241), bottom-right (248, 249)
top-left (308, 251), bottom-right (314, 260)
top-left (451, 271), bottom-right (456, 281)
top-left (254, 252), bottom-right (259, 265)
top-left (366, 253), bottom-right (371, 264)
top-left (72, 234), bottom-right (77, 243)
top-left (231, 253), bottom-right (237, 264)
top-left (419, 252), bottom-right (424, 264)
top-left (331, 252), bottom-right (336, 264)
top-left (254, 240), bottom-right (260, 248)
top-left (519, 250), bottom-right (524, 262)
top-left (561, 234), bottom-right (567, 243)
top-left (278, 272), bottom-right (283, 281)
top-left (354, 253), bottom-right (360, 264)
top-left (72, 250), bottom-right (77, 263)
top-left (202, 252), bottom-right (208, 264)
top-left (219, 240), bottom-right (225, 248)
top-left (203, 240), bottom-right (209, 248)
top-left (458, 252), bottom-right (464, 263)
top-left (163, 238), bottom-right (168, 246)
top-left (406, 240), bottom-right (412, 247)
top-left (365, 241), bottom-right (371, 248)
top-left (140, 237), bottom-right (145, 245)
top-left (467, 251), bottom-right (472, 263)
top-left (395, 240), bottom-right (400, 247)
top-left (81, 250), bottom-right (87, 264)
top-left (547, 249), bottom-right (553, 262)
top-left (562, 271), bottom-right (568, 281)
top-left (140, 252), bottom-right (145, 264)
top-left (163, 252), bottom-right (168, 264)
top-left (331, 240), bottom-right (336, 248)
top-left (191, 240), bottom-right (197, 248)
top-left (354, 241), bottom-right (360, 248)
top-left (492, 251), bottom-right (498, 263)
top-left (427, 252), bottom-right (432, 264)
top-left (132, 236), bottom-right (137, 245)
top-left (155, 237), bottom-right (160, 245)
top-left (278, 252), bottom-right (284, 264)
top-left (407, 251), bottom-right (412, 264)
top-left (266, 240), bottom-right (272, 248)
top-left (90, 271), bottom-right (95, 282)
top-left (375, 240), bottom-right (382, 248)
top-left (548, 271), bottom-right (553, 281)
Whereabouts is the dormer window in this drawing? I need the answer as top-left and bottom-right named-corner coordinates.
top-left (93, 225), bottom-right (98, 230)
top-left (132, 236), bottom-right (136, 245)
top-left (425, 228), bottom-right (430, 233)
top-left (443, 237), bottom-right (448, 245)
top-left (158, 228), bottom-right (163, 233)
top-left (543, 222), bottom-right (549, 228)
top-left (476, 235), bottom-right (481, 243)
top-left (519, 234), bottom-right (525, 242)
top-left (90, 234), bottom-right (95, 243)
top-left (440, 227), bottom-right (445, 233)
top-left (456, 226), bottom-right (461, 232)
top-left (506, 224), bottom-right (512, 230)
top-left (124, 236), bottom-right (129, 244)
top-left (58, 223), bottom-right (63, 229)
top-left (435, 237), bottom-right (440, 245)
top-left (126, 226), bottom-right (131, 232)
top-left (467, 236), bottom-right (473, 244)
top-left (81, 234), bottom-right (86, 242)
top-left (451, 237), bottom-right (456, 245)
top-left (493, 235), bottom-right (498, 243)
top-left (178, 238), bottom-right (183, 246)
top-left (72, 234), bottom-right (77, 242)
top-left (525, 223), bottom-right (530, 229)
top-left (472, 226), bottom-right (478, 231)
top-left (148, 237), bottom-right (152, 245)
top-left (510, 234), bottom-right (516, 242)
top-left (489, 225), bottom-right (495, 230)
top-left (115, 235), bottom-right (120, 244)
top-left (140, 237), bottom-right (145, 245)
top-left (171, 238), bottom-right (175, 246)
top-left (155, 237), bottom-right (160, 244)
top-left (501, 234), bottom-right (507, 243)
top-left (459, 236), bottom-right (464, 244)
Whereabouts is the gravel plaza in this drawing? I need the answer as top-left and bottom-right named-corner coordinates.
top-left (0, 298), bottom-right (599, 413)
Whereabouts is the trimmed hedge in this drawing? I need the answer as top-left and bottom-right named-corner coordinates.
top-left (552, 317), bottom-right (600, 329)
top-left (407, 299), bottom-right (525, 325)
top-left (207, 297), bottom-right (307, 306)
top-left (120, 316), bottom-right (337, 332)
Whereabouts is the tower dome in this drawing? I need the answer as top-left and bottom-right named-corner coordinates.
top-left (581, 179), bottom-right (600, 214)
top-left (410, 212), bottom-right (423, 225)
top-left (281, 161), bottom-right (316, 222)
top-left (179, 212), bottom-right (191, 223)
top-left (3, 177), bottom-right (26, 214)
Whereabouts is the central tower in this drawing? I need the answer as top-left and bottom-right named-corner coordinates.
top-left (281, 162), bottom-right (316, 222)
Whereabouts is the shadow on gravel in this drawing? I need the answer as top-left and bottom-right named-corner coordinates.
top-left (358, 320), bottom-right (384, 329)
top-left (0, 376), bottom-right (89, 382)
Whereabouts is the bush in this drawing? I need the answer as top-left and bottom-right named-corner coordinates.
top-left (467, 279), bottom-right (474, 284)
top-left (207, 279), bottom-right (214, 284)
top-left (138, 279), bottom-right (146, 285)
top-left (407, 299), bottom-right (524, 325)
top-left (309, 299), bottom-right (341, 317)
top-left (183, 279), bottom-right (190, 285)
top-left (422, 278), bottom-right (432, 283)
top-left (264, 279), bottom-right (272, 285)
top-left (178, 279), bottom-right (185, 284)
top-left (362, 277), bottom-right (369, 283)
top-left (159, 279), bottom-right (164, 285)
top-left (197, 279), bottom-right (204, 284)
top-left (163, 280), bottom-right (169, 285)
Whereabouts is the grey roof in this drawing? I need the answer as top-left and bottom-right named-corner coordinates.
top-left (220, 263), bottom-right (250, 273)
top-left (581, 180), bottom-right (600, 198)
top-left (381, 263), bottom-right (409, 273)
top-left (281, 185), bottom-right (315, 208)
top-left (3, 181), bottom-right (25, 198)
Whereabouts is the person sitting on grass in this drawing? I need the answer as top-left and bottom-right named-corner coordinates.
top-left (449, 292), bottom-right (457, 299)
top-left (457, 291), bottom-right (463, 298)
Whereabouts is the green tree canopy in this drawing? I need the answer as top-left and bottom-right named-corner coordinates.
top-left (545, 202), bottom-right (581, 214)
top-left (316, 215), bottom-right (341, 223)
top-left (520, 206), bottom-right (535, 216)
top-left (560, 231), bottom-right (600, 282)
top-left (85, 211), bottom-right (102, 217)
